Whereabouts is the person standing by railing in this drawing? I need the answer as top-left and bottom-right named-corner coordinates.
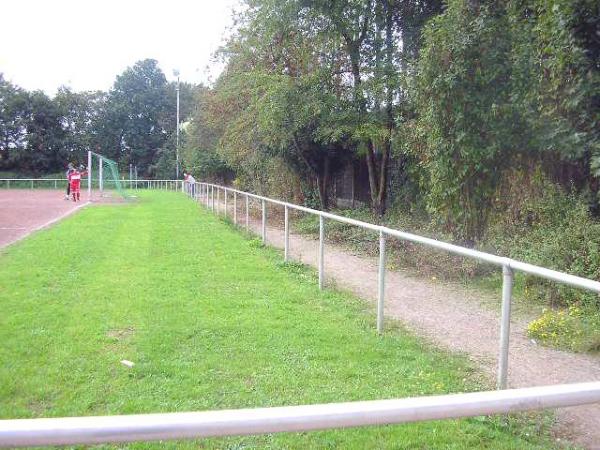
top-left (183, 171), bottom-right (195, 197)
top-left (64, 163), bottom-right (74, 200)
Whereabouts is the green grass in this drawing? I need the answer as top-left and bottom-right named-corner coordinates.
top-left (0, 192), bottom-right (563, 449)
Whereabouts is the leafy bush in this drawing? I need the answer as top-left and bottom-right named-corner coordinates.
top-left (294, 204), bottom-right (491, 280)
top-left (527, 306), bottom-right (600, 352)
top-left (487, 177), bottom-right (600, 308)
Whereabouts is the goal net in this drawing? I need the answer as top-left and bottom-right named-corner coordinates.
top-left (87, 151), bottom-right (129, 200)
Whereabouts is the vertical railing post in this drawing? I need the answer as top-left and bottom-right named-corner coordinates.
top-left (234, 192), bottom-right (237, 224)
top-left (224, 188), bottom-right (228, 217)
top-left (211, 186), bottom-right (215, 211)
top-left (54, 180), bottom-right (57, 189)
top-left (245, 195), bottom-right (249, 231)
top-left (217, 187), bottom-right (220, 214)
top-left (497, 264), bottom-right (514, 390)
top-left (31, 180), bottom-right (33, 189)
top-left (319, 215), bottom-right (325, 290)
top-left (284, 205), bottom-right (289, 262)
top-left (377, 229), bottom-right (386, 334)
top-left (261, 200), bottom-right (266, 244)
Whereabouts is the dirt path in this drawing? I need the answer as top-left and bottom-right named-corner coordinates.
top-left (0, 190), bottom-right (88, 249)
top-left (206, 197), bottom-right (600, 448)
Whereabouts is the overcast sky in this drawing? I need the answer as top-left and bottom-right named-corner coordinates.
top-left (1, 0), bottom-right (239, 94)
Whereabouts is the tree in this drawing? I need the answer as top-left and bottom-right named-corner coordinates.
top-left (97, 59), bottom-right (172, 174)
top-left (55, 87), bottom-right (105, 165)
top-left (281, 0), bottom-right (441, 214)
top-left (0, 75), bottom-right (29, 169)
top-left (409, 0), bottom-right (600, 240)
top-left (180, 87), bottom-right (233, 182)
top-left (198, 0), bottom-right (355, 208)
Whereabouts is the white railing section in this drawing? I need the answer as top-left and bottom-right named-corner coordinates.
top-left (1, 179), bottom-right (599, 447)
top-left (191, 182), bottom-right (600, 390)
top-left (0, 178), bottom-right (184, 191)
top-left (4, 177), bottom-right (599, 389)
top-left (1, 382), bottom-right (599, 448)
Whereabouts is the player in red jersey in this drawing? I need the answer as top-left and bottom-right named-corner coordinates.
top-left (69, 165), bottom-right (88, 202)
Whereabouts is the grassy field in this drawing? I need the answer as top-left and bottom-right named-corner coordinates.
top-left (0, 191), bottom-right (562, 449)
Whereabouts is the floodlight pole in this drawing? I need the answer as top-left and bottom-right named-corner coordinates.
top-left (175, 71), bottom-right (180, 180)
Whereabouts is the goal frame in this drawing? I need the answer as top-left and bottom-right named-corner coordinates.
top-left (87, 150), bottom-right (126, 200)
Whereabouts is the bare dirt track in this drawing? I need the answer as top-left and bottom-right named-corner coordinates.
top-left (208, 195), bottom-right (600, 449)
top-left (0, 190), bottom-right (87, 249)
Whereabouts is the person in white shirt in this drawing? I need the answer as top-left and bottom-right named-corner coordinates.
top-left (184, 171), bottom-right (196, 197)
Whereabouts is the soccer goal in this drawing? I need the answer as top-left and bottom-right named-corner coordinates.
top-left (86, 151), bottom-right (129, 201)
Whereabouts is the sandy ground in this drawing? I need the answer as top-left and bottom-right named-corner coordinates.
top-left (0, 190), bottom-right (88, 249)
top-left (205, 194), bottom-right (600, 449)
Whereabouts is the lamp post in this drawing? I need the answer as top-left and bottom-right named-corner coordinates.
top-left (174, 69), bottom-right (180, 179)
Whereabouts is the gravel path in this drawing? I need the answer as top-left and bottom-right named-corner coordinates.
top-left (207, 196), bottom-right (600, 448)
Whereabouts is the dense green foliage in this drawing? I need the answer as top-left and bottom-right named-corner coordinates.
top-left (179, 0), bottom-right (599, 327)
top-left (182, 0), bottom-right (598, 235)
top-left (0, 192), bottom-right (559, 448)
top-left (182, 0), bottom-right (443, 211)
top-left (409, 0), bottom-right (599, 240)
top-left (0, 60), bottom-right (196, 177)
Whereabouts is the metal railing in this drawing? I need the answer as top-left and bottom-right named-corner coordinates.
top-left (1, 179), bottom-right (599, 447)
top-left (192, 182), bottom-right (600, 390)
top-left (1, 382), bottom-right (599, 447)
top-left (0, 178), bottom-right (184, 191)
top-left (4, 177), bottom-right (599, 389)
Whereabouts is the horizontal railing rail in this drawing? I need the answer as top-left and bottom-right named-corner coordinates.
top-left (197, 182), bottom-right (600, 291)
top-left (0, 178), bottom-right (185, 192)
top-left (0, 178), bottom-right (182, 183)
top-left (7, 177), bottom-right (597, 386)
top-left (2, 179), bottom-right (598, 448)
top-left (192, 181), bottom-right (600, 390)
top-left (1, 382), bottom-right (599, 448)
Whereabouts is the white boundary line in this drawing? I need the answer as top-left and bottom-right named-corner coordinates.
top-left (1, 201), bottom-right (91, 250)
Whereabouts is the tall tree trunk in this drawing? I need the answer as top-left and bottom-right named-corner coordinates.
top-left (377, 0), bottom-right (395, 216)
top-left (348, 23), bottom-right (391, 216)
top-left (349, 44), bottom-right (384, 214)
